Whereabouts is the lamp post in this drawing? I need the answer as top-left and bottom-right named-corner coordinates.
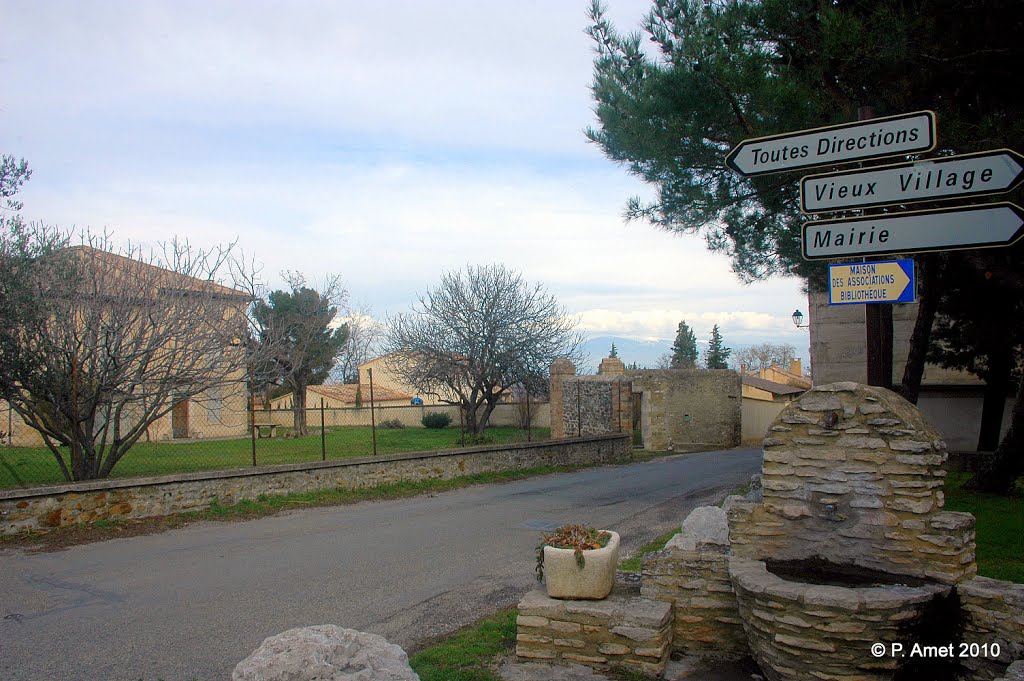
top-left (792, 309), bottom-right (809, 329)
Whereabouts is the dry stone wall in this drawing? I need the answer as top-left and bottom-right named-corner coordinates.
top-left (728, 382), bottom-right (976, 584)
top-left (516, 589), bottom-right (672, 678)
top-left (958, 577), bottom-right (1024, 681)
top-left (0, 435), bottom-right (630, 534)
top-left (627, 369), bottom-right (741, 451)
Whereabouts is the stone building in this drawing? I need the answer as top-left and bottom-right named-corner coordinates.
top-left (549, 356), bottom-right (741, 451)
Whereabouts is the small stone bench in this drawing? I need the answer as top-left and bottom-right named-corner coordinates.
top-left (253, 422), bottom-right (278, 438)
top-left (516, 588), bottom-right (672, 678)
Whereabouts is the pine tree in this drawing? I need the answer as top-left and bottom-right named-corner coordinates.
top-left (704, 325), bottom-right (731, 369)
top-left (670, 321), bottom-right (698, 368)
top-left (609, 342), bottom-right (618, 358)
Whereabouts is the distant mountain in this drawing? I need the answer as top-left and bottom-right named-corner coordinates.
top-left (579, 336), bottom-right (672, 373)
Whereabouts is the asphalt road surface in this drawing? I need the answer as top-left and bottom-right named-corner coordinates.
top-left (0, 447), bottom-right (761, 681)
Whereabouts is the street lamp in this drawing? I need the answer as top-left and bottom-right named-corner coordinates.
top-left (792, 309), bottom-right (809, 329)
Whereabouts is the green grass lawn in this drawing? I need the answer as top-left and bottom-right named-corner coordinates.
top-left (0, 426), bottom-right (549, 490)
top-left (409, 609), bottom-right (517, 681)
top-left (944, 471), bottom-right (1024, 584)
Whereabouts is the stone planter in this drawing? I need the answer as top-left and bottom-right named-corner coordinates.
top-left (543, 530), bottom-right (620, 599)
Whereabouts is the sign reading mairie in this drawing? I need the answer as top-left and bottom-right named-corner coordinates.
top-left (726, 111), bottom-right (936, 177)
top-left (802, 203), bottom-right (1024, 260)
top-left (801, 149), bottom-right (1024, 213)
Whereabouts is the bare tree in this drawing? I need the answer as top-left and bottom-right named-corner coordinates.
top-left (328, 299), bottom-right (380, 384)
top-left (0, 222), bottom-right (256, 481)
top-left (731, 343), bottom-right (797, 373)
top-left (383, 264), bottom-right (584, 435)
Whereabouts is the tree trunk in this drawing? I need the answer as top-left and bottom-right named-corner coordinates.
top-left (977, 342), bottom-right (1012, 452)
top-left (966, 373), bottom-right (1024, 493)
top-left (292, 381), bottom-right (308, 437)
top-left (896, 255), bottom-right (943, 405)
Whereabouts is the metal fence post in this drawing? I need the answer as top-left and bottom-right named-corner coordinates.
top-left (526, 390), bottom-right (532, 442)
top-left (369, 368), bottom-right (377, 457)
top-left (320, 397), bottom-right (326, 462)
top-left (250, 364), bottom-right (257, 467)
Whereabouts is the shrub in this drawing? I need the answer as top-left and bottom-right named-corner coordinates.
top-left (422, 412), bottom-right (452, 429)
top-left (463, 433), bottom-right (494, 446)
top-left (379, 418), bottom-right (405, 429)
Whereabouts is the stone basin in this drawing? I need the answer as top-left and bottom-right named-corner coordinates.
top-left (729, 556), bottom-right (951, 681)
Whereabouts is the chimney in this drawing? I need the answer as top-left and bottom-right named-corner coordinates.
top-left (790, 358), bottom-right (802, 376)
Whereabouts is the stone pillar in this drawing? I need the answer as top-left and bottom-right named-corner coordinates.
top-left (598, 356), bottom-right (625, 376)
top-left (549, 358), bottom-right (576, 440)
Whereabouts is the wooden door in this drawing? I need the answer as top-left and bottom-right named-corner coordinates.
top-left (172, 399), bottom-right (189, 439)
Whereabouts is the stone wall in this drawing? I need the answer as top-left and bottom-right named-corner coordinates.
top-left (641, 507), bottom-right (748, 660)
top-left (728, 382), bottom-right (977, 584)
top-left (958, 576), bottom-right (1024, 681)
top-left (516, 589), bottom-right (672, 678)
top-left (0, 434), bottom-right (631, 535)
top-left (627, 369), bottom-right (741, 451)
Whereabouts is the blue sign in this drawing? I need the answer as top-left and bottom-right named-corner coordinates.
top-left (828, 259), bottom-right (916, 305)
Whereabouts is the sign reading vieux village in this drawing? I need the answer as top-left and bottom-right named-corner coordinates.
top-left (725, 111), bottom-right (936, 176)
top-left (801, 149), bottom-right (1024, 213)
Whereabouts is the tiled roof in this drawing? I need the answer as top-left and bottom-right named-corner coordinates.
top-left (741, 375), bottom-right (806, 396)
top-left (307, 384), bottom-right (413, 404)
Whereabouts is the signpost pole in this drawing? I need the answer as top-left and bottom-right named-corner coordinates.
top-left (855, 105), bottom-right (894, 390)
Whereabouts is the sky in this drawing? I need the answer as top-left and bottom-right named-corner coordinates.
top-left (0, 0), bottom-right (811, 367)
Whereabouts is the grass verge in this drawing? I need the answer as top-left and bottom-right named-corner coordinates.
top-left (409, 609), bottom-right (517, 681)
top-left (944, 472), bottom-right (1024, 583)
top-left (0, 426), bottom-right (550, 489)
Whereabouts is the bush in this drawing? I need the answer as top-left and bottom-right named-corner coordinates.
top-left (422, 412), bottom-right (452, 429)
top-left (463, 433), bottom-right (494, 446)
top-left (379, 418), bottom-right (405, 429)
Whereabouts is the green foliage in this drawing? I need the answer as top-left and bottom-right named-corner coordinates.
top-left (421, 412), bottom-right (452, 429)
top-left (670, 321), bottom-right (698, 368)
top-left (462, 433), bottom-right (494, 446)
top-left (619, 527), bottom-right (679, 573)
top-left (944, 473), bottom-right (1024, 583)
top-left (535, 524), bottom-right (611, 582)
top-left (409, 609), bottom-right (516, 681)
top-left (609, 342), bottom-right (618, 358)
top-left (704, 324), bottom-right (731, 369)
top-left (379, 418), bottom-right (405, 429)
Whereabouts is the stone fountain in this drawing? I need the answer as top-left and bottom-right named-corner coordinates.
top-left (641, 382), bottom-right (1023, 681)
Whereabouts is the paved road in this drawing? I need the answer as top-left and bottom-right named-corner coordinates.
top-left (0, 448), bottom-right (760, 681)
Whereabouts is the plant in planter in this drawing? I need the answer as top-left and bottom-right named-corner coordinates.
top-left (535, 524), bottom-right (620, 600)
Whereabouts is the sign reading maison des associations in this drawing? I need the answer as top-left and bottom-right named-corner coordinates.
top-left (725, 111), bottom-right (936, 176)
top-left (829, 260), bottom-right (915, 305)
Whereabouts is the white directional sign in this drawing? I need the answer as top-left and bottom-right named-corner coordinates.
top-left (802, 203), bottom-right (1024, 260)
top-left (801, 149), bottom-right (1024, 213)
top-left (726, 111), bottom-right (936, 176)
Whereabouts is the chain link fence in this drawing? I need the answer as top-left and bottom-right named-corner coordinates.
top-left (0, 398), bottom-right (551, 490)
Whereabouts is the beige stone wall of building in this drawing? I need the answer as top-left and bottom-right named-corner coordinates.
top-left (260, 402), bottom-right (550, 430)
top-left (1, 379), bottom-right (248, 447)
top-left (741, 397), bottom-right (787, 445)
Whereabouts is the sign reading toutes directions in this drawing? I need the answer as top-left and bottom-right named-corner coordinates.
top-left (801, 149), bottom-right (1024, 213)
top-left (726, 111), bottom-right (936, 176)
top-left (829, 260), bottom-right (915, 305)
top-left (803, 203), bottom-right (1024, 260)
